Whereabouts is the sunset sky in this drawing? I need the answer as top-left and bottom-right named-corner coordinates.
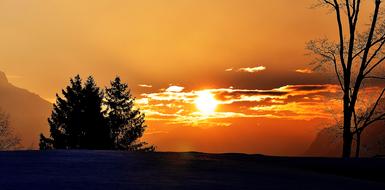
top-left (0, 0), bottom-right (381, 155)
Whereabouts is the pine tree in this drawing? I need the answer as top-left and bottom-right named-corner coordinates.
top-left (43, 75), bottom-right (83, 149)
top-left (82, 76), bottom-right (110, 149)
top-left (41, 75), bottom-right (109, 149)
top-left (39, 134), bottom-right (53, 150)
top-left (41, 75), bottom-right (154, 151)
top-left (104, 76), bottom-right (154, 151)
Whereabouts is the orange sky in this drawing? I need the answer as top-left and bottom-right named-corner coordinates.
top-left (0, 0), bottom-right (339, 98)
top-left (0, 0), bottom-right (382, 155)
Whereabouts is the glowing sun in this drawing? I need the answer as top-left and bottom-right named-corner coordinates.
top-left (195, 91), bottom-right (218, 115)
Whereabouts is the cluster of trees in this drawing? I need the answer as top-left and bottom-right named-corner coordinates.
top-left (0, 110), bottom-right (20, 150)
top-left (308, 0), bottom-right (385, 158)
top-left (40, 75), bottom-right (154, 151)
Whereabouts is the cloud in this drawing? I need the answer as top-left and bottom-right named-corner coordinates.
top-left (280, 85), bottom-right (330, 92)
top-left (141, 91), bottom-right (195, 102)
top-left (238, 66), bottom-right (266, 73)
top-left (136, 84), bottom-right (342, 126)
top-left (208, 85), bottom-right (339, 104)
top-left (250, 102), bottom-right (337, 119)
top-left (277, 85), bottom-right (339, 96)
top-left (165, 85), bottom-right (184, 92)
top-left (225, 66), bottom-right (266, 73)
top-left (136, 98), bottom-right (149, 105)
top-left (138, 84), bottom-right (153, 88)
top-left (295, 68), bottom-right (313, 74)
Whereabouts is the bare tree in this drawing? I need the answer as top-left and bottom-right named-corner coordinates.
top-left (351, 88), bottom-right (385, 157)
top-left (308, 0), bottom-right (385, 158)
top-left (0, 111), bottom-right (20, 150)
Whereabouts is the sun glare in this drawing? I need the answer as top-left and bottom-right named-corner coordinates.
top-left (195, 91), bottom-right (218, 115)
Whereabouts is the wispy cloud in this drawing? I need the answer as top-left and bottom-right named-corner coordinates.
top-left (165, 85), bottom-right (185, 92)
top-left (295, 68), bottom-right (313, 74)
top-left (138, 84), bottom-right (153, 88)
top-left (238, 66), bottom-right (266, 73)
top-left (225, 66), bottom-right (267, 73)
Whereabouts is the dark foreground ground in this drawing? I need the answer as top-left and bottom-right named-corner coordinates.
top-left (1, 151), bottom-right (385, 190)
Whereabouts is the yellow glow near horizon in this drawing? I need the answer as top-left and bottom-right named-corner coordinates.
top-left (195, 91), bottom-right (218, 115)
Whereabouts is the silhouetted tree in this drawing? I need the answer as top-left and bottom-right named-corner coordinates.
top-left (39, 134), bottom-right (53, 150)
top-left (104, 76), bottom-right (154, 151)
top-left (351, 94), bottom-right (385, 157)
top-left (0, 110), bottom-right (20, 150)
top-left (41, 75), bottom-right (110, 149)
top-left (44, 75), bottom-right (83, 149)
top-left (82, 76), bottom-right (111, 149)
top-left (41, 75), bottom-right (154, 151)
top-left (308, 0), bottom-right (385, 158)
top-left (322, 94), bottom-right (385, 157)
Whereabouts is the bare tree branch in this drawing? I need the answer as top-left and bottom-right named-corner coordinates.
top-left (366, 39), bottom-right (385, 67)
top-left (365, 56), bottom-right (385, 76)
top-left (349, 0), bottom-right (381, 112)
top-left (352, 35), bottom-right (385, 60)
top-left (309, 0), bottom-right (385, 158)
top-left (333, 0), bottom-right (348, 73)
top-left (323, 0), bottom-right (337, 8)
top-left (352, 0), bottom-right (361, 26)
top-left (365, 76), bottom-right (385, 80)
top-left (332, 56), bottom-right (345, 90)
top-left (358, 87), bottom-right (385, 131)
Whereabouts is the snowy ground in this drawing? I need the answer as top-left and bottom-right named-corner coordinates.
top-left (0, 151), bottom-right (385, 190)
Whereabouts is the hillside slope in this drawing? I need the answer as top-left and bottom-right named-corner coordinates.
top-left (307, 100), bottom-right (385, 157)
top-left (0, 71), bottom-right (51, 148)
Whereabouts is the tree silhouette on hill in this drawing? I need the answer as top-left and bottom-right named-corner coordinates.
top-left (308, 0), bottom-right (385, 158)
top-left (40, 75), bottom-right (154, 151)
top-left (105, 77), bottom-right (153, 151)
top-left (0, 110), bottom-right (20, 150)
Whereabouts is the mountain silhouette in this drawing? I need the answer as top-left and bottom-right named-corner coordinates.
top-left (0, 72), bottom-right (8, 84)
top-left (0, 71), bottom-right (51, 148)
top-left (306, 99), bottom-right (385, 157)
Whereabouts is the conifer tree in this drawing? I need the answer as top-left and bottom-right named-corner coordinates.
top-left (104, 76), bottom-right (154, 151)
top-left (81, 76), bottom-right (110, 149)
top-left (41, 75), bottom-right (109, 149)
top-left (40, 75), bottom-right (154, 151)
top-left (43, 75), bottom-right (83, 149)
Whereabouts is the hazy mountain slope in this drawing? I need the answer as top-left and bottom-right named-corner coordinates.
top-left (0, 71), bottom-right (52, 148)
top-left (306, 102), bottom-right (385, 157)
top-left (306, 127), bottom-right (342, 157)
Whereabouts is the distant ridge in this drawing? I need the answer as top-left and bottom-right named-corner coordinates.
top-left (306, 99), bottom-right (385, 157)
top-left (0, 71), bottom-right (9, 85)
top-left (0, 71), bottom-right (52, 148)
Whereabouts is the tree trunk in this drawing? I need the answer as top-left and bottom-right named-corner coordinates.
top-left (355, 131), bottom-right (361, 158)
top-left (342, 128), bottom-right (353, 158)
top-left (342, 94), bottom-right (353, 158)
